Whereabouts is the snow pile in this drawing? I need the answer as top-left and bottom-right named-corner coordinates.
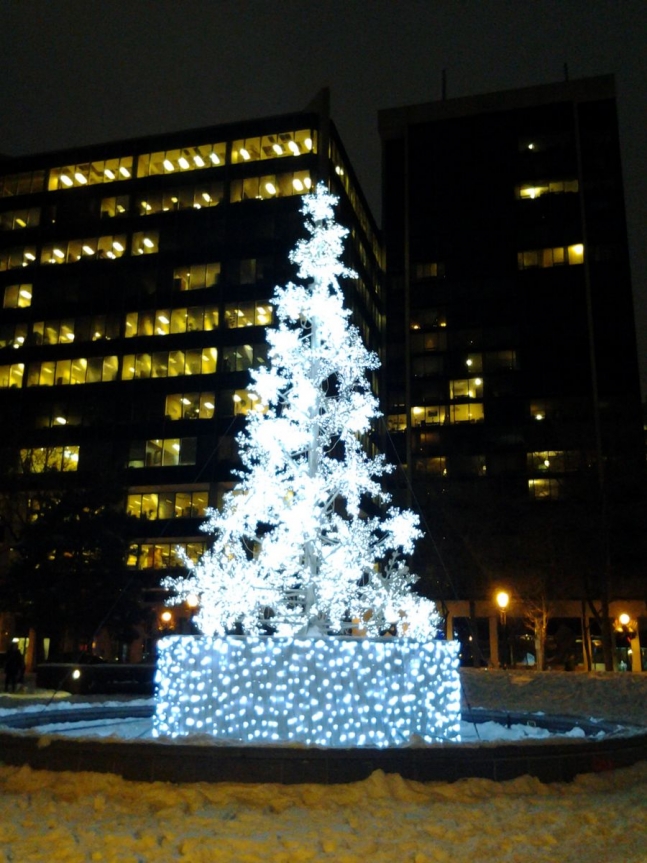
top-left (461, 667), bottom-right (647, 726)
top-left (0, 760), bottom-right (646, 862)
top-left (0, 669), bottom-right (646, 861)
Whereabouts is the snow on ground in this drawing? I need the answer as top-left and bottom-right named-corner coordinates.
top-left (0, 669), bottom-right (646, 863)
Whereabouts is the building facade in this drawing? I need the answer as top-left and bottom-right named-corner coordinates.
top-left (0, 95), bottom-right (385, 661)
top-left (379, 76), bottom-right (646, 667)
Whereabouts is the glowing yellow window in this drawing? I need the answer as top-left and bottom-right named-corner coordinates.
top-left (568, 244), bottom-right (584, 265)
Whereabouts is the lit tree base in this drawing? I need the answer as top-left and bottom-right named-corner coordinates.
top-left (154, 636), bottom-right (462, 747)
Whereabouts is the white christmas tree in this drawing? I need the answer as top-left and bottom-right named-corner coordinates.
top-left (164, 184), bottom-right (440, 640)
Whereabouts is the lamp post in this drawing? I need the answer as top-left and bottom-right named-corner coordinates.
top-left (496, 590), bottom-right (511, 668)
top-left (616, 612), bottom-right (638, 672)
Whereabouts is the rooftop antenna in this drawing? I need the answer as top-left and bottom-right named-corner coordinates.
top-left (442, 69), bottom-right (447, 100)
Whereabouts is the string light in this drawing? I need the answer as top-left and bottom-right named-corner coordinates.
top-left (154, 636), bottom-right (461, 746)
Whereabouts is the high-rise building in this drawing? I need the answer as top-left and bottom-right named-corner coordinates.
top-left (379, 76), bottom-right (645, 665)
top-left (0, 94), bottom-right (384, 660)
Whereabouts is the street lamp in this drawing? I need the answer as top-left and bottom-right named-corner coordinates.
top-left (496, 590), bottom-right (510, 625)
top-left (495, 591), bottom-right (511, 667)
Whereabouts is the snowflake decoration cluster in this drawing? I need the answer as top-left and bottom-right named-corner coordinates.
top-left (164, 185), bottom-right (440, 639)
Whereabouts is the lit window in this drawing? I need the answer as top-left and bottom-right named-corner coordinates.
top-left (173, 262), bottom-right (220, 291)
top-left (165, 392), bottom-right (215, 420)
top-left (3, 284), bottom-right (32, 309)
top-left (517, 179), bottom-right (578, 199)
top-left (20, 446), bottom-right (79, 472)
top-left (448, 403), bottom-right (484, 423)
top-left (518, 245), bottom-right (585, 269)
top-left (127, 541), bottom-right (206, 569)
top-left (137, 142), bottom-right (225, 177)
top-left (411, 405), bottom-right (446, 427)
top-left (387, 414), bottom-right (406, 432)
top-left (128, 438), bottom-right (197, 468)
top-left (126, 488), bottom-right (208, 520)
top-left (224, 301), bottom-right (273, 328)
top-left (100, 195), bottom-right (129, 218)
top-left (230, 170), bottom-right (312, 203)
top-left (528, 478), bottom-right (562, 500)
top-left (0, 246), bottom-right (37, 270)
top-left (222, 344), bottom-right (265, 372)
top-left (132, 231), bottom-right (159, 255)
top-left (0, 363), bottom-right (25, 388)
top-left (449, 378), bottom-right (483, 400)
top-left (48, 158), bottom-right (132, 190)
top-left (0, 208), bottom-right (40, 231)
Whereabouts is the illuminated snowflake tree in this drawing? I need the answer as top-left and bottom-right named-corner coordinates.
top-left (164, 185), bottom-right (440, 639)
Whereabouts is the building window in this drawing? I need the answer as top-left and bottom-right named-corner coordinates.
top-left (127, 541), bottom-right (206, 570)
top-left (128, 437), bottom-right (197, 468)
top-left (3, 284), bottom-right (32, 308)
top-left (135, 181), bottom-right (224, 216)
top-left (132, 231), bottom-right (159, 255)
top-left (528, 478), bottom-right (562, 501)
top-left (518, 244), bottom-right (584, 269)
top-left (173, 262), bottom-right (220, 291)
top-left (41, 234), bottom-right (128, 264)
top-left (137, 142), bottom-right (226, 177)
top-left (0, 363), bottom-right (25, 388)
top-left (410, 309), bottom-right (447, 329)
top-left (48, 157), bottom-right (133, 190)
top-left (0, 208), bottom-right (40, 231)
top-left (31, 319), bottom-right (75, 346)
top-left (224, 301), bottom-right (273, 328)
top-left (217, 388), bottom-right (265, 417)
top-left (412, 262), bottom-right (445, 280)
top-left (411, 356), bottom-right (444, 377)
top-left (386, 414), bottom-right (406, 432)
top-left (165, 392), bottom-right (215, 420)
top-left (0, 246), bottom-right (37, 270)
top-left (19, 445), bottom-right (80, 473)
top-left (448, 403), bottom-right (484, 423)
top-left (414, 457), bottom-right (446, 476)
top-left (0, 170), bottom-right (45, 197)
top-left (484, 350), bottom-right (517, 372)
top-left (121, 349), bottom-right (217, 381)
top-left (230, 170), bottom-right (312, 202)
top-left (126, 489), bottom-right (209, 520)
top-left (231, 129), bottom-right (315, 164)
top-left (221, 344), bottom-right (267, 373)
top-left (516, 179), bottom-right (578, 199)
top-left (449, 377), bottom-right (483, 400)
top-left (100, 195), bottom-right (130, 218)
top-left (411, 405), bottom-right (446, 426)
top-left (527, 450), bottom-right (582, 473)
top-left (0, 322), bottom-right (28, 348)
top-left (26, 356), bottom-right (118, 386)
top-left (125, 305), bottom-right (219, 337)
top-left (410, 331), bottom-right (447, 352)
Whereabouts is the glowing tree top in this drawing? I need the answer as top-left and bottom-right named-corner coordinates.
top-left (164, 184), bottom-right (440, 639)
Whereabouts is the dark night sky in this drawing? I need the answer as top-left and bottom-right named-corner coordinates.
top-left (1, 0), bottom-right (646, 395)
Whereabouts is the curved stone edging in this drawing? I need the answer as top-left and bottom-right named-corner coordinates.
top-left (1, 704), bottom-right (646, 784)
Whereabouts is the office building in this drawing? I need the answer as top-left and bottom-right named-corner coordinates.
top-left (0, 94), bottom-right (384, 660)
top-left (379, 76), bottom-right (645, 666)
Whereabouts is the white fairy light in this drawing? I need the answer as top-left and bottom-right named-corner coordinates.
top-left (154, 636), bottom-right (461, 745)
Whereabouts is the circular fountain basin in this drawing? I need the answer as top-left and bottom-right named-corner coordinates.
top-left (1, 702), bottom-right (646, 785)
